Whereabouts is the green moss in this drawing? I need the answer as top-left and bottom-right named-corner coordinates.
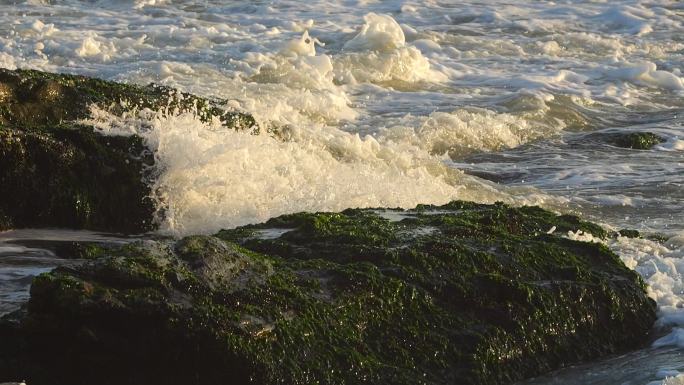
top-left (2, 201), bottom-right (656, 385)
top-left (618, 229), bottom-right (640, 238)
top-left (647, 233), bottom-right (669, 243)
top-left (52, 241), bottom-right (111, 260)
top-left (610, 132), bottom-right (665, 150)
top-left (0, 69), bottom-right (256, 131)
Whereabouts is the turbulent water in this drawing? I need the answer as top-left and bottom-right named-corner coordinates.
top-left (1, 0), bottom-right (683, 383)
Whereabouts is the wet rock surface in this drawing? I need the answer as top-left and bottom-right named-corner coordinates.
top-left (0, 69), bottom-right (256, 233)
top-left (0, 201), bottom-right (657, 385)
top-left (584, 131), bottom-right (666, 150)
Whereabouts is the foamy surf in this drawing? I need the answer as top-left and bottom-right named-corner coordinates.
top-left (83, 104), bottom-right (561, 236)
top-left (1, 0), bottom-right (684, 383)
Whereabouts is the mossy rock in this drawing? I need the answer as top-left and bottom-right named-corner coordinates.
top-left (0, 201), bottom-right (656, 385)
top-left (618, 229), bottom-right (640, 239)
top-left (0, 69), bottom-right (257, 233)
top-left (0, 125), bottom-right (156, 232)
top-left (0, 68), bottom-right (256, 130)
top-left (598, 132), bottom-right (666, 150)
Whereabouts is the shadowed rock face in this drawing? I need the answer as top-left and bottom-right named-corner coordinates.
top-left (0, 202), bottom-right (657, 385)
top-left (0, 125), bottom-right (156, 233)
top-left (0, 69), bottom-right (256, 233)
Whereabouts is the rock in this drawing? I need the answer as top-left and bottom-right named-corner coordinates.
top-left (0, 125), bottom-right (156, 233)
top-left (618, 229), bottom-right (640, 239)
top-left (0, 69), bottom-right (256, 233)
top-left (0, 69), bottom-right (256, 130)
top-left (612, 132), bottom-right (665, 150)
top-left (0, 201), bottom-right (657, 385)
top-left (588, 131), bottom-right (666, 150)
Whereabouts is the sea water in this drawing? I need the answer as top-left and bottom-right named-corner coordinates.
top-left (0, 0), bottom-right (683, 383)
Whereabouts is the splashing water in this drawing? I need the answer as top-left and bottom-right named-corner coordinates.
top-left (2, 1), bottom-right (684, 383)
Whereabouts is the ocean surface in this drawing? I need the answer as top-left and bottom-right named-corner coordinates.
top-left (0, 0), bottom-right (683, 383)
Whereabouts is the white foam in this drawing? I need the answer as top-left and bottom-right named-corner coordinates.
top-left (608, 62), bottom-right (684, 91)
top-left (566, 230), bottom-right (605, 244)
top-left (343, 13), bottom-right (406, 53)
top-left (653, 328), bottom-right (684, 349)
top-left (0, 2), bottom-right (682, 379)
top-left (0, 52), bottom-right (16, 70)
top-left (333, 13), bottom-right (448, 84)
top-left (661, 138), bottom-right (684, 152)
top-left (380, 107), bottom-right (560, 159)
top-left (593, 6), bottom-right (654, 36)
top-left (649, 375), bottom-right (684, 385)
top-left (604, 233), bottom-right (684, 351)
top-left (85, 105), bottom-right (525, 236)
top-left (657, 369), bottom-right (682, 380)
top-left (280, 31), bottom-right (323, 57)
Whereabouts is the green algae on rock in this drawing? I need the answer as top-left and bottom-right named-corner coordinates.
top-left (0, 69), bottom-right (255, 130)
top-left (0, 68), bottom-right (256, 233)
top-left (590, 131), bottom-right (666, 150)
top-left (0, 202), bottom-right (656, 385)
top-left (611, 132), bottom-right (665, 150)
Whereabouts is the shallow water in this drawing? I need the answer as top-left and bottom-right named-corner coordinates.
top-left (1, 0), bottom-right (683, 383)
top-left (0, 229), bottom-right (137, 314)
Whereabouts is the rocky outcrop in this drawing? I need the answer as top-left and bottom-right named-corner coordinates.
top-left (609, 132), bottom-right (665, 150)
top-left (0, 201), bottom-right (657, 385)
top-left (0, 69), bottom-right (256, 233)
top-left (583, 131), bottom-right (666, 150)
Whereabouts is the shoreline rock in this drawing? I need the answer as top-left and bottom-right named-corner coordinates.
top-left (0, 68), bottom-right (255, 233)
top-left (0, 202), bottom-right (657, 385)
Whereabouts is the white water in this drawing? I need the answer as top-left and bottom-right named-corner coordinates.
top-left (1, 0), bottom-right (684, 383)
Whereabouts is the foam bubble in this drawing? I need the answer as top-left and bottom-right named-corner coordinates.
top-left (280, 31), bottom-right (323, 57)
top-left (608, 62), bottom-right (684, 91)
top-left (343, 13), bottom-right (406, 53)
top-left (332, 13), bottom-right (448, 84)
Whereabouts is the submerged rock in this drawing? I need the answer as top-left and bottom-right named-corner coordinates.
top-left (611, 132), bottom-right (665, 150)
top-left (0, 202), bottom-right (657, 385)
top-left (586, 131), bottom-right (666, 150)
top-left (0, 69), bottom-right (255, 233)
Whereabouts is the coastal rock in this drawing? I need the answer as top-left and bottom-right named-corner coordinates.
top-left (610, 132), bottom-right (665, 150)
top-left (0, 69), bottom-right (255, 130)
top-left (0, 69), bottom-right (256, 233)
top-left (588, 131), bottom-right (666, 150)
top-left (0, 124), bottom-right (155, 233)
top-left (0, 202), bottom-right (657, 385)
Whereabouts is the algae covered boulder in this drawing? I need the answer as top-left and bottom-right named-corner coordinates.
top-left (0, 68), bottom-right (256, 233)
top-left (584, 131), bottom-right (666, 150)
top-left (0, 124), bottom-right (156, 232)
top-left (610, 132), bottom-right (665, 150)
top-left (0, 201), bottom-right (656, 385)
